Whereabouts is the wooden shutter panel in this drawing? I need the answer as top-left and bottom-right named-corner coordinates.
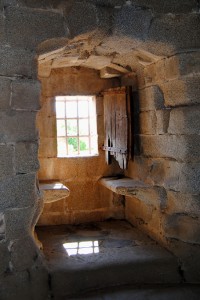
top-left (103, 87), bottom-right (131, 169)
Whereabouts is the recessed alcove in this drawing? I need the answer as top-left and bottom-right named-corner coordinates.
top-left (0, 1), bottom-right (200, 298)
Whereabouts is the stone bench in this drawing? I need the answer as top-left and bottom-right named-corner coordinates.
top-left (99, 177), bottom-right (150, 196)
top-left (39, 181), bottom-right (70, 203)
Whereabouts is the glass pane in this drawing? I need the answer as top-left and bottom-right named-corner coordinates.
top-left (67, 119), bottom-right (77, 136)
top-left (67, 137), bottom-right (78, 155)
top-left (56, 101), bottom-right (65, 118)
top-left (57, 137), bottom-right (67, 157)
top-left (78, 101), bottom-right (88, 117)
top-left (56, 120), bottom-right (66, 136)
top-left (79, 119), bottom-right (89, 136)
top-left (79, 137), bottom-right (89, 154)
top-left (66, 101), bottom-right (77, 118)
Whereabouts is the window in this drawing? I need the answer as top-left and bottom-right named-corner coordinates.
top-left (55, 96), bottom-right (98, 157)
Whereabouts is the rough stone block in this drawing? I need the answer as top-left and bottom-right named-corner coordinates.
top-left (168, 106), bottom-right (200, 135)
top-left (140, 134), bottom-right (200, 162)
top-left (5, 207), bottom-right (34, 240)
top-left (0, 241), bottom-right (9, 275)
top-left (166, 192), bottom-right (200, 216)
top-left (0, 110), bottom-right (38, 143)
top-left (11, 79), bottom-right (41, 111)
top-left (66, 2), bottom-right (98, 37)
top-left (163, 76), bottom-right (200, 106)
top-left (139, 86), bottom-right (164, 111)
top-left (0, 144), bottom-right (15, 178)
top-left (147, 14), bottom-right (200, 56)
top-left (178, 163), bottom-right (200, 194)
top-left (0, 13), bottom-right (5, 44)
top-left (139, 111), bottom-right (156, 134)
top-left (0, 271), bottom-right (32, 300)
top-left (165, 51), bottom-right (200, 79)
top-left (0, 77), bottom-right (11, 110)
top-left (15, 142), bottom-right (39, 173)
top-left (5, 6), bottom-right (67, 49)
top-left (156, 109), bottom-right (171, 134)
top-left (10, 236), bottom-right (38, 271)
top-left (164, 214), bottom-right (200, 245)
top-left (0, 213), bottom-right (5, 240)
top-left (166, 239), bottom-right (200, 283)
top-left (0, 173), bottom-right (38, 209)
top-left (114, 5), bottom-right (152, 41)
top-left (0, 46), bottom-right (36, 78)
top-left (131, 0), bottom-right (198, 14)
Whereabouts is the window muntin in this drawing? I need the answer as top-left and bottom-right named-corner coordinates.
top-left (56, 96), bottom-right (98, 157)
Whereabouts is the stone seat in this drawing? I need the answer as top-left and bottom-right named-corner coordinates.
top-left (99, 176), bottom-right (150, 196)
top-left (39, 181), bottom-right (70, 203)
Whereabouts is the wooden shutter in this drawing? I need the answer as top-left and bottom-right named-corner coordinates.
top-left (103, 86), bottom-right (132, 169)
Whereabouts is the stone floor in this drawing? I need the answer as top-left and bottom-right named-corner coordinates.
top-left (36, 220), bottom-right (200, 299)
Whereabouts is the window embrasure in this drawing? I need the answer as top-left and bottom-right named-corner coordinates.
top-left (55, 96), bottom-right (98, 157)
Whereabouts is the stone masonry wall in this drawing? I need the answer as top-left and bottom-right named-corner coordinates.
top-left (125, 51), bottom-right (200, 282)
top-left (37, 67), bottom-right (124, 225)
top-left (0, 0), bottom-right (199, 297)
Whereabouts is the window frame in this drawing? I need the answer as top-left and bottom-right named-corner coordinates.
top-left (55, 95), bottom-right (98, 158)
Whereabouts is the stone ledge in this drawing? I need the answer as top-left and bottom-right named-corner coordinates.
top-left (39, 181), bottom-right (70, 203)
top-left (99, 177), bottom-right (150, 196)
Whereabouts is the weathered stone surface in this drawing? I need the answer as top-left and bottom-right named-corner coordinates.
top-left (39, 182), bottom-right (70, 203)
top-left (0, 144), bottom-right (15, 178)
top-left (165, 51), bottom-right (200, 79)
top-left (15, 142), bottom-right (39, 173)
top-left (148, 160), bottom-right (200, 194)
top-left (131, 0), bottom-right (198, 14)
top-left (139, 86), bottom-right (164, 111)
top-left (11, 79), bottom-right (41, 111)
top-left (168, 106), bottom-right (200, 135)
top-left (147, 14), bottom-right (200, 56)
top-left (166, 192), bottom-right (200, 216)
top-left (10, 236), bottom-right (38, 271)
top-left (166, 239), bottom-right (200, 283)
top-left (156, 109), bottom-right (171, 134)
top-left (0, 271), bottom-right (32, 300)
top-left (66, 2), bottom-right (98, 37)
top-left (5, 207), bottom-right (34, 240)
top-left (164, 214), bottom-right (200, 245)
top-left (0, 77), bottom-right (11, 110)
top-left (38, 137), bottom-right (57, 158)
top-left (114, 5), bottom-right (152, 41)
top-left (5, 6), bottom-right (67, 49)
top-left (163, 76), bottom-right (200, 106)
top-left (140, 134), bottom-right (200, 162)
top-left (0, 46), bottom-right (36, 78)
top-left (178, 163), bottom-right (200, 194)
top-left (0, 241), bottom-right (9, 275)
top-left (139, 111), bottom-right (156, 135)
top-left (0, 13), bottom-right (5, 44)
top-left (0, 173), bottom-right (37, 209)
top-left (0, 213), bottom-right (5, 240)
top-left (0, 110), bottom-right (37, 143)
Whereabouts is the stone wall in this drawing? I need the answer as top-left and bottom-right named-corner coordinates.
top-left (125, 51), bottom-right (200, 282)
top-left (0, 0), bottom-right (199, 297)
top-left (37, 67), bottom-right (124, 225)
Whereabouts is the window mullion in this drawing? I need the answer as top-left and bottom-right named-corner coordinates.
top-left (88, 100), bottom-right (91, 154)
top-left (77, 99), bottom-right (80, 155)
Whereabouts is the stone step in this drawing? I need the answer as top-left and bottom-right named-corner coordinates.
top-left (36, 220), bottom-right (181, 299)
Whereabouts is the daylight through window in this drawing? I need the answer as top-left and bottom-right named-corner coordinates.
top-left (55, 96), bottom-right (98, 157)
